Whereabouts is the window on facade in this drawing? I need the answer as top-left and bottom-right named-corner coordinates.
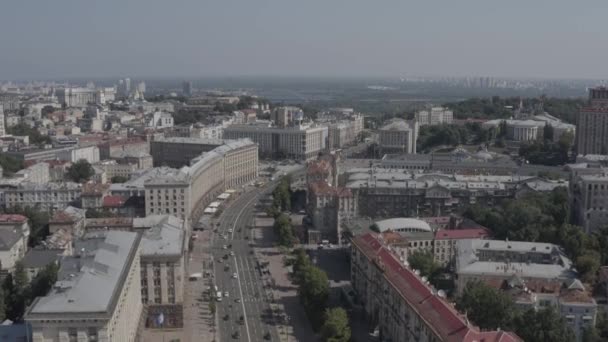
top-left (68, 328), bottom-right (78, 342)
top-left (88, 328), bottom-right (98, 342)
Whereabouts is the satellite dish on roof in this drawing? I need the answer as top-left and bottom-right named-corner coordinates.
top-left (437, 290), bottom-right (446, 298)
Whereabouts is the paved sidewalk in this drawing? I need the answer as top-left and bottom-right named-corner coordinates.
top-left (252, 215), bottom-right (319, 342)
top-left (183, 229), bottom-right (219, 342)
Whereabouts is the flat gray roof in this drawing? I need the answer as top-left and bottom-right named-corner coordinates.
top-left (28, 231), bottom-right (139, 315)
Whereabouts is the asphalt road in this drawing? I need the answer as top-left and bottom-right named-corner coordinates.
top-left (212, 185), bottom-right (281, 342)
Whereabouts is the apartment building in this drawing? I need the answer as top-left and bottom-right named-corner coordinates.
top-left (378, 119), bottom-right (418, 154)
top-left (416, 107), bottom-right (453, 126)
top-left (55, 87), bottom-right (98, 107)
top-left (351, 233), bottom-right (521, 342)
top-left (569, 163), bottom-right (608, 233)
top-left (326, 115), bottom-right (364, 150)
top-left (345, 170), bottom-right (565, 218)
top-left (25, 231), bottom-right (143, 342)
top-left (577, 87), bottom-right (608, 155)
top-left (307, 181), bottom-right (356, 244)
top-left (0, 214), bottom-right (29, 273)
top-left (455, 239), bottom-right (594, 341)
top-left (98, 138), bottom-right (149, 160)
top-left (94, 160), bottom-right (138, 180)
top-left (136, 215), bottom-right (185, 306)
top-left (150, 137), bottom-right (224, 167)
top-left (4, 182), bottom-right (81, 213)
top-left (224, 121), bottom-right (327, 160)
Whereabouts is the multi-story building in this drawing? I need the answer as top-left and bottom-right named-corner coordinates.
top-left (4, 182), bottom-right (81, 213)
top-left (455, 238), bottom-right (595, 341)
top-left (14, 162), bottom-right (50, 184)
top-left (56, 145), bottom-right (100, 163)
top-left (146, 111), bottom-right (174, 129)
top-left (577, 87), bottom-right (608, 155)
top-left (346, 170), bottom-right (564, 218)
top-left (455, 239), bottom-right (577, 294)
top-left (150, 137), bottom-right (224, 167)
top-left (569, 163), bottom-right (608, 233)
top-left (416, 107), bottom-right (453, 126)
top-left (25, 231), bottom-right (143, 342)
top-left (307, 181), bottom-right (356, 244)
top-left (94, 160), bottom-right (138, 180)
top-left (0, 214), bottom-right (29, 273)
top-left (351, 233), bottom-right (521, 342)
top-left (378, 119), bottom-right (418, 154)
top-left (98, 138), bottom-right (149, 160)
top-left (182, 81), bottom-right (193, 97)
top-left (224, 121), bottom-right (327, 160)
top-left (0, 104), bottom-right (5, 137)
top-left (145, 139), bottom-right (258, 220)
top-left (136, 215), bottom-right (185, 306)
top-left (326, 114), bottom-right (364, 150)
top-left (55, 87), bottom-right (98, 107)
top-left (432, 228), bottom-right (491, 265)
top-left (271, 106), bottom-right (304, 127)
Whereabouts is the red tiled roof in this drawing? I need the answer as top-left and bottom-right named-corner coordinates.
top-left (82, 182), bottom-right (110, 196)
top-left (307, 159), bottom-right (331, 175)
top-left (0, 214), bottom-right (28, 224)
top-left (103, 195), bottom-right (126, 208)
top-left (434, 228), bottom-right (491, 240)
top-left (352, 233), bottom-right (521, 342)
top-left (50, 211), bottom-right (75, 224)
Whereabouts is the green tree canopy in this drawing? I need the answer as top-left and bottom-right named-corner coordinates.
top-left (513, 307), bottom-right (576, 342)
top-left (0, 154), bottom-right (24, 176)
top-left (273, 213), bottom-right (295, 247)
top-left (321, 307), bottom-right (351, 342)
top-left (407, 250), bottom-right (441, 286)
top-left (67, 159), bottom-right (94, 183)
top-left (456, 280), bottom-right (516, 330)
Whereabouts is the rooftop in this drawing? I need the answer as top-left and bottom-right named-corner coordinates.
top-left (0, 214), bottom-right (28, 224)
top-left (374, 218), bottom-right (432, 232)
top-left (22, 249), bottom-right (62, 269)
top-left (434, 228), bottom-right (491, 240)
top-left (352, 233), bottom-right (521, 342)
top-left (380, 118), bottom-right (415, 131)
top-left (0, 230), bottom-right (22, 250)
top-left (455, 239), bottom-right (576, 280)
top-left (139, 215), bottom-right (184, 257)
top-left (27, 231), bottom-right (140, 315)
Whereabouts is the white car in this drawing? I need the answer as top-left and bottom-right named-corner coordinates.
top-left (228, 229), bottom-right (233, 233)
top-left (229, 251), bottom-right (235, 256)
top-left (224, 291), bottom-right (229, 297)
top-left (232, 273), bottom-right (238, 279)
top-left (222, 245), bottom-right (227, 250)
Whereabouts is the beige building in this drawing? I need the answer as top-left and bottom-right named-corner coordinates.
top-left (135, 215), bottom-right (186, 305)
top-left (145, 139), bottom-right (258, 220)
top-left (379, 119), bottom-right (418, 154)
top-left (0, 214), bottom-right (29, 272)
top-left (25, 231), bottom-right (143, 342)
top-left (577, 87), bottom-right (608, 155)
top-left (150, 137), bottom-right (224, 167)
top-left (416, 107), bottom-right (453, 126)
top-left (569, 163), bottom-right (608, 233)
top-left (224, 121), bottom-right (327, 160)
top-left (94, 160), bottom-right (138, 180)
top-left (4, 182), bottom-right (81, 213)
top-left (351, 233), bottom-right (521, 342)
top-left (327, 114), bottom-right (364, 150)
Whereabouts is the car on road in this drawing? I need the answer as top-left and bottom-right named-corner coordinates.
top-left (264, 332), bottom-right (272, 340)
top-left (229, 251), bottom-right (235, 256)
top-left (232, 273), bottom-right (238, 279)
top-left (228, 228), bottom-right (233, 233)
top-left (232, 331), bottom-right (240, 339)
top-left (235, 298), bottom-right (241, 303)
top-left (224, 266), bottom-right (230, 271)
top-left (224, 291), bottom-right (229, 297)
top-left (222, 245), bottom-right (228, 249)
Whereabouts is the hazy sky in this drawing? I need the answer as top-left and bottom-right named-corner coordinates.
top-left (1, 0), bottom-right (607, 80)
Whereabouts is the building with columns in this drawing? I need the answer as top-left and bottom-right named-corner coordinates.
top-left (25, 231), bottom-right (143, 342)
top-left (378, 119), bottom-right (418, 154)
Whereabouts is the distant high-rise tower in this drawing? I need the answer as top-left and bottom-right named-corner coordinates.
top-left (0, 104), bottom-right (5, 137)
top-left (182, 81), bottom-right (193, 96)
top-left (137, 81), bottom-right (146, 94)
top-left (125, 78), bottom-right (131, 94)
top-left (576, 87), bottom-right (608, 155)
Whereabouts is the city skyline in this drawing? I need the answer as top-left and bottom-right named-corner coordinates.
top-left (1, 1), bottom-right (608, 80)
